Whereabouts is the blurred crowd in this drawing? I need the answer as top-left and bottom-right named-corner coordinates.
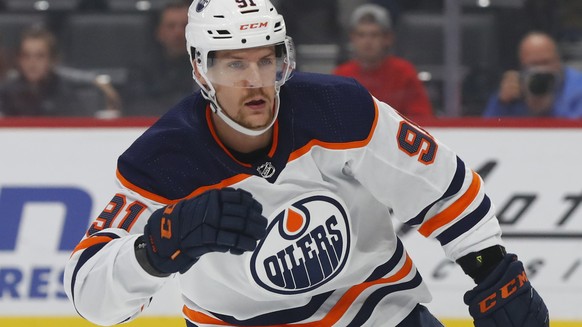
top-left (0, 0), bottom-right (581, 118)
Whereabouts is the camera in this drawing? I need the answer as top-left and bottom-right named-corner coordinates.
top-left (523, 70), bottom-right (557, 96)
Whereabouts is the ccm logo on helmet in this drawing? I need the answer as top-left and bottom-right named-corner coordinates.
top-left (240, 22), bottom-right (268, 30)
top-left (250, 194), bottom-right (351, 295)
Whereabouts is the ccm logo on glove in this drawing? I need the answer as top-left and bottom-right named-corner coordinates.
top-left (479, 270), bottom-right (528, 313)
top-left (160, 204), bottom-right (175, 240)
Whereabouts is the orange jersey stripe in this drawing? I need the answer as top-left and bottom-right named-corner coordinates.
top-left (267, 121), bottom-right (279, 158)
top-left (116, 169), bottom-right (174, 205)
top-left (183, 174), bottom-right (253, 199)
top-left (183, 254), bottom-right (413, 327)
top-left (418, 170), bottom-right (482, 237)
top-left (205, 106), bottom-right (252, 168)
top-left (117, 168), bottom-right (252, 205)
top-left (182, 308), bottom-right (230, 326)
top-left (72, 235), bottom-right (114, 256)
top-left (288, 100), bottom-right (379, 163)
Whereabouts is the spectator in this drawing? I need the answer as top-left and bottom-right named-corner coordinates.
top-left (493, 0), bottom-right (560, 71)
top-left (333, 4), bottom-right (433, 119)
top-left (124, 1), bottom-right (196, 116)
top-left (0, 27), bottom-right (115, 117)
top-left (483, 31), bottom-right (582, 118)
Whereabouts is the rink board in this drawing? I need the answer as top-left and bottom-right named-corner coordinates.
top-left (0, 118), bottom-right (580, 324)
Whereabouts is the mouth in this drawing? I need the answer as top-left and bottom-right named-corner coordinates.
top-left (244, 98), bottom-right (267, 110)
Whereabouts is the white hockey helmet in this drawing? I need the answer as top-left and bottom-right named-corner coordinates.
top-left (186, 0), bottom-right (296, 136)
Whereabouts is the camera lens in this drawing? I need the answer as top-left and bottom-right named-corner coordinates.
top-left (528, 72), bottom-right (555, 95)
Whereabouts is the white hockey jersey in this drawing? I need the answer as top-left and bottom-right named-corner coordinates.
top-left (64, 72), bottom-right (502, 326)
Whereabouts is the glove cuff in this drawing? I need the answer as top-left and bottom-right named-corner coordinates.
top-left (134, 235), bottom-right (172, 278)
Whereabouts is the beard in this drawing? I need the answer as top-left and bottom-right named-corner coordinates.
top-left (235, 88), bottom-right (275, 129)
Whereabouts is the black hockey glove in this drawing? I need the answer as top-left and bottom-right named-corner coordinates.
top-left (463, 253), bottom-right (549, 327)
top-left (139, 188), bottom-right (268, 276)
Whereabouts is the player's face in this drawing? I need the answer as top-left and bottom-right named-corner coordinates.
top-left (18, 38), bottom-right (55, 84)
top-left (212, 47), bottom-right (277, 130)
top-left (351, 22), bottom-right (393, 64)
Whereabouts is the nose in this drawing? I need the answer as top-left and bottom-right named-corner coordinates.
top-left (243, 63), bottom-right (263, 88)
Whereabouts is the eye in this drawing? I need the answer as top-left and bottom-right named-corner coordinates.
top-left (228, 61), bottom-right (246, 70)
top-left (258, 57), bottom-right (275, 67)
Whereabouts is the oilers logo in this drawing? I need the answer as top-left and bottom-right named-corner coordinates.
top-left (250, 194), bottom-right (350, 295)
top-left (195, 0), bottom-right (211, 12)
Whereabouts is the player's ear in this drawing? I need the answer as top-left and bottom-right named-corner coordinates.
top-left (192, 61), bottom-right (201, 79)
top-left (192, 63), bottom-right (209, 88)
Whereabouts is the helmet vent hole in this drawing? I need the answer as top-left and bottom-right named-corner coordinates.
top-left (242, 39), bottom-right (247, 44)
top-left (213, 15), bottom-right (225, 18)
top-left (240, 9), bottom-right (260, 14)
top-left (212, 30), bottom-right (232, 39)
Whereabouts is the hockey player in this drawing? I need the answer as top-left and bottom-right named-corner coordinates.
top-left (64, 0), bottom-right (549, 326)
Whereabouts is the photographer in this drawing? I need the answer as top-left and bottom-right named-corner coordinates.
top-left (483, 31), bottom-right (582, 118)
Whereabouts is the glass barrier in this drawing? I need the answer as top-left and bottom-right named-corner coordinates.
top-left (0, 0), bottom-right (580, 119)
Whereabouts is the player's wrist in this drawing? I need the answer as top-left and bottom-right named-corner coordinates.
top-left (134, 235), bottom-right (172, 278)
top-left (456, 245), bottom-right (506, 284)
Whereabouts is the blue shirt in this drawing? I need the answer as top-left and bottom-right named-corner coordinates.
top-left (483, 67), bottom-right (582, 118)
